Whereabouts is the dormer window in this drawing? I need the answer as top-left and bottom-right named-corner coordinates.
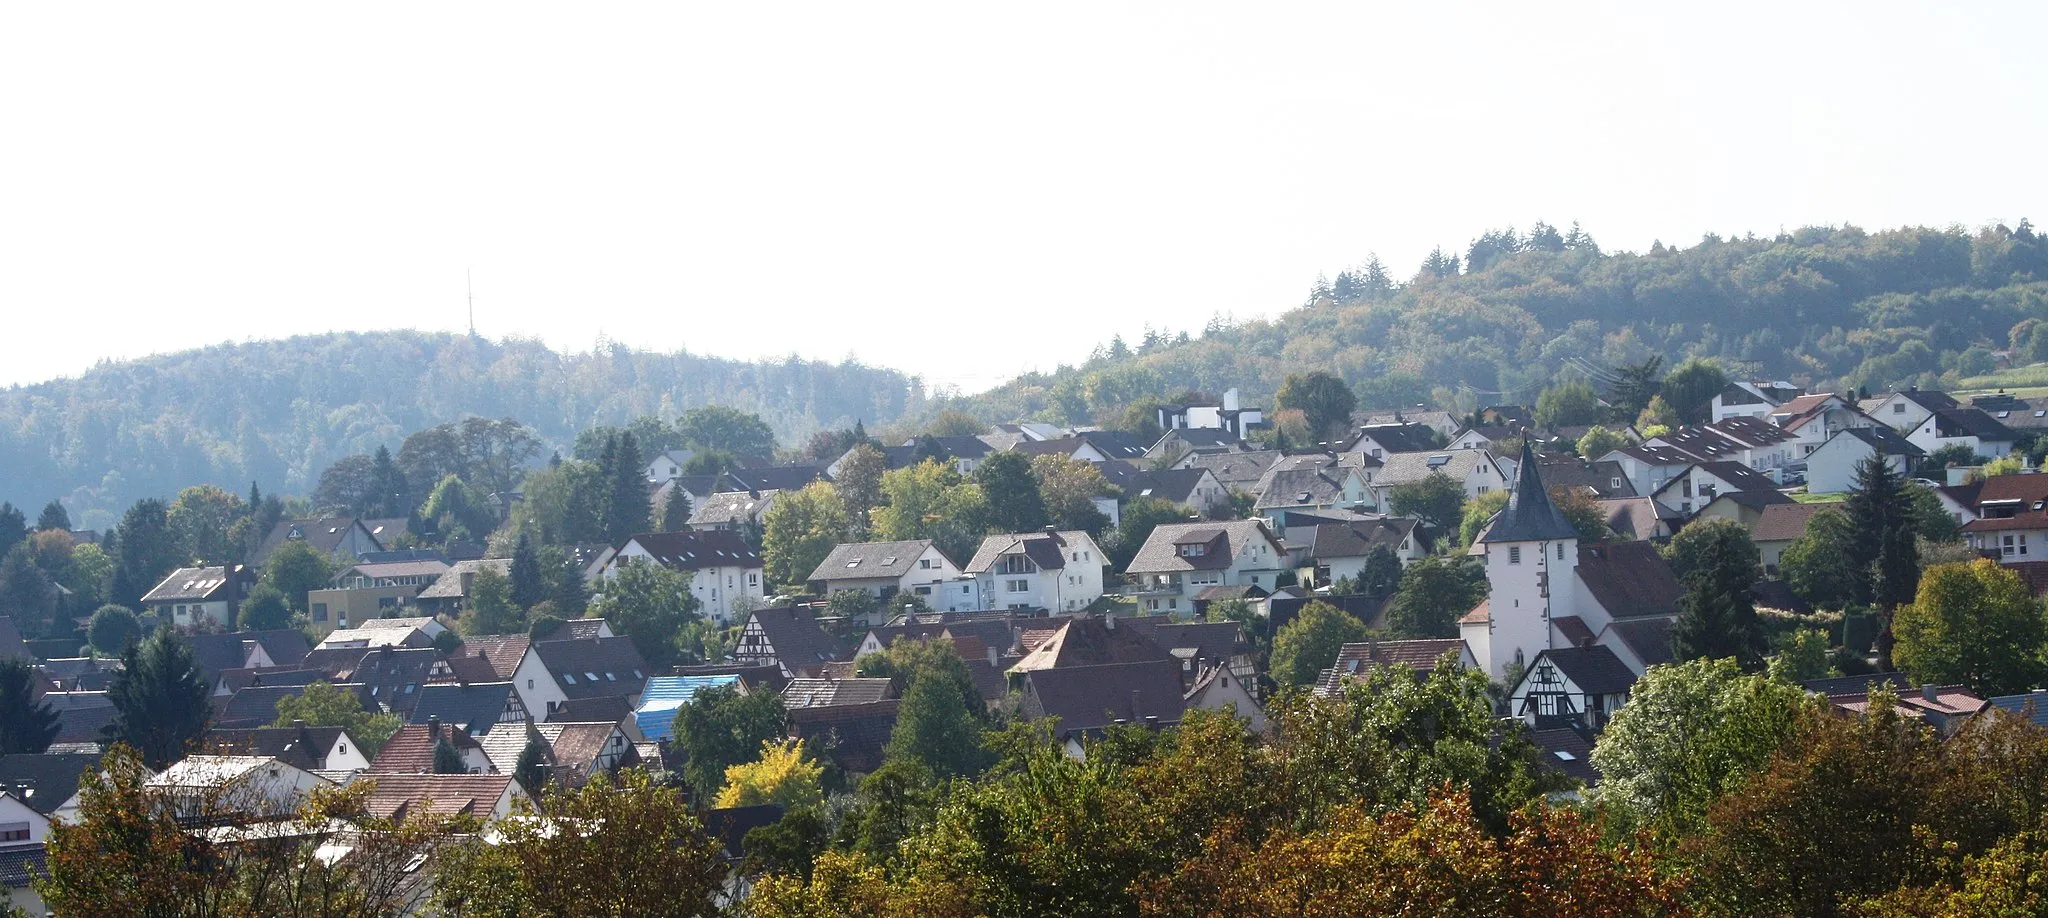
top-left (1177, 544), bottom-right (1206, 558)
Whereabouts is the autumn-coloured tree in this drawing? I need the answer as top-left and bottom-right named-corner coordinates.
top-left (718, 739), bottom-right (825, 809)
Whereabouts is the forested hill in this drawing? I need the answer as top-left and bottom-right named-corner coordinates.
top-left (0, 331), bottom-right (925, 527)
top-left (950, 221), bottom-right (2048, 427)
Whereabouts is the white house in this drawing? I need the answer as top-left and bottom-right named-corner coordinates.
top-left (1601, 443), bottom-right (1705, 498)
top-left (962, 530), bottom-right (1106, 613)
top-left (1299, 517), bottom-right (1427, 585)
top-left (141, 565), bottom-right (251, 628)
top-left (1806, 427), bottom-right (1924, 494)
top-left (644, 449), bottom-right (696, 483)
top-left (806, 540), bottom-right (965, 606)
top-left (1125, 520), bottom-right (1289, 614)
top-left (1908, 407), bottom-right (2020, 461)
top-left (1865, 388), bottom-right (1961, 434)
top-left (1711, 381), bottom-right (1804, 423)
top-left (1347, 423), bottom-right (1441, 459)
top-left (1648, 418), bottom-right (1800, 475)
top-left (1956, 473), bottom-right (2048, 561)
top-left (1369, 449), bottom-right (1511, 506)
top-left (1163, 388), bottom-right (1266, 438)
top-left (605, 530), bottom-right (765, 623)
top-left (1647, 461), bottom-right (1782, 516)
top-left (1462, 445), bottom-right (1685, 684)
top-left (147, 756), bottom-right (330, 822)
top-left (1767, 394), bottom-right (1880, 457)
top-left (1253, 466), bottom-right (1377, 518)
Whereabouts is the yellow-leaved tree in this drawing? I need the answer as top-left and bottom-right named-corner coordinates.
top-left (717, 739), bottom-right (824, 810)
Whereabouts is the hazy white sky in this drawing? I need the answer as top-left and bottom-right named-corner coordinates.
top-left (2, 3), bottom-right (2042, 392)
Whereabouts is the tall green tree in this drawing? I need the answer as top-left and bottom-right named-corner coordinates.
top-left (1658, 357), bottom-right (1730, 425)
top-left (973, 451), bottom-right (1048, 535)
top-left (1848, 454), bottom-right (1923, 666)
top-left (659, 486), bottom-right (693, 533)
top-left (272, 680), bottom-right (403, 757)
top-left (87, 604), bottom-right (141, 656)
top-left (1388, 472), bottom-right (1466, 534)
top-left (1033, 454), bottom-right (1112, 535)
top-left (260, 540), bottom-right (335, 613)
top-left (461, 567), bottom-right (524, 637)
top-left (1666, 517), bottom-right (1767, 667)
top-left (1534, 377), bottom-right (1602, 427)
top-left (509, 532), bottom-right (547, 608)
top-left (167, 484), bottom-right (245, 566)
top-left (105, 628), bottom-right (212, 769)
top-left (676, 405), bottom-right (778, 458)
top-left (238, 584), bottom-right (292, 631)
top-left (36, 500), bottom-right (70, 533)
top-left (1269, 601), bottom-right (1369, 687)
top-left (833, 443), bottom-right (888, 539)
top-left (600, 432), bottom-right (652, 545)
top-left (0, 504), bottom-right (26, 552)
top-left (760, 481), bottom-right (851, 591)
top-left (0, 545), bottom-right (55, 636)
top-left (1893, 559), bottom-right (2048, 696)
top-left (885, 663), bottom-right (990, 779)
top-left (872, 460), bottom-right (988, 564)
top-left (672, 683), bottom-right (787, 799)
top-left (1358, 546), bottom-right (1403, 597)
top-left (1275, 371), bottom-right (1359, 441)
top-left (1778, 507), bottom-right (1860, 610)
top-left (0, 657), bottom-right (58, 754)
top-left (1110, 496), bottom-right (1188, 570)
top-left (367, 444), bottom-right (411, 518)
top-left (110, 498), bottom-right (181, 611)
top-left (1386, 555), bottom-right (1487, 638)
top-left (587, 558), bottom-right (701, 669)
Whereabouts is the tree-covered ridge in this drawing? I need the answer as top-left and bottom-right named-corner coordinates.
top-left (955, 221), bottom-right (2048, 427)
top-left (0, 330), bottom-right (925, 527)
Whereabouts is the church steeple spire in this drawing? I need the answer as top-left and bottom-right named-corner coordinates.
top-left (1480, 442), bottom-right (1579, 543)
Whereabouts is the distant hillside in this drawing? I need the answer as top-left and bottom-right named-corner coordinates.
top-left (0, 331), bottom-right (925, 527)
top-left (946, 221), bottom-right (2048, 427)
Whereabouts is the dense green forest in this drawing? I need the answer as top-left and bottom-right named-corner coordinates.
top-left (948, 220), bottom-right (2048, 426)
top-left (0, 332), bottom-right (924, 528)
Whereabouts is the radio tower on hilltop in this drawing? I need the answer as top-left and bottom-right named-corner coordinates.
top-left (467, 268), bottom-right (477, 338)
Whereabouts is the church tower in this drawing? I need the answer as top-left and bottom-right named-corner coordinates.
top-left (1464, 442), bottom-right (1580, 683)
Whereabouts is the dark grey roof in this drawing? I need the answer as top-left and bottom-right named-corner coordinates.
top-left (962, 531), bottom-right (1091, 574)
top-left (1530, 727), bottom-right (1600, 786)
top-left (252, 518), bottom-right (377, 568)
top-left (0, 618), bottom-right (29, 661)
top-left (1122, 468), bottom-right (1215, 504)
top-left (1930, 407), bottom-right (2019, 442)
top-left (719, 464), bottom-right (827, 494)
top-left (619, 530), bottom-right (762, 569)
top-left (1540, 646), bottom-right (1637, 695)
top-left (1254, 468), bottom-right (1351, 510)
top-left (747, 608), bottom-right (854, 670)
top-left (1606, 617), bottom-right (1676, 669)
top-left (188, 630), bottom-right (313, 682)
top-left (1576, 542), bottom-right (1683, 621)
top-left (1482, 443), bottom-right (1579, 543)
top-left (217, 683), bottom-right (373, 729)
top-left (1022, 659), bottom-right (1186, 735)
top-left (1302, 518), bottom-right (1419, 560)
top-left (809, 540), bottom-right (945, 583)
top-left (531, 637), bottom-right (651, 701)
top-left (1834, 426), bottom-right (1926, 457)
top-left (0, 845), bottom-right (47, 890)
top-left (1533, 456), bottom-right (1637, 499)
top-left (1126, 521), bottom-right (1280, 574)
top-left (199, 725), bottom-right (349, 771)
top-left (409, 681), bottom-right (518, 734)
top-left (1985, 691), bottom-right (2048, 728)
top-left (1351, 423), bottom-right (1440, 454)
top-left (1187, 450), bottom-right (1286, 488)
top-left (0, 753), bottom-right (97, 816)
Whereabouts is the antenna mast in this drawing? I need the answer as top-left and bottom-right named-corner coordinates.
top-left (467, 268), bottom-right (476, 337)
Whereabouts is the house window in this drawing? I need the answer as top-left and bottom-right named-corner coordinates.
top-left (312, 603), bottom-right (328, 622)
top-left (1894, 403), bottom-right (1905, 414)
top-left (1610, 477), bottom-right (1621, 489)
top-left (527, 679), bottom-right (534, 689)
top-left (915, 586), bottom-right (932, 596)
top-left (0, 823), bottom-right (29, 843)
top-left (748, 573), bottom-right (759, 587)
top-left (1557, 543), bottom-right (1565, 560)
top-left (1007, 579), bottom-right (1029, 593)
top-left (1509, 546), bottom-right (1522, 564)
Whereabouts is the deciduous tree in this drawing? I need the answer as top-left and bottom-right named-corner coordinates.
top-left (1893, 559), bottom-right (2048, 696)
top-left (717, 739), bottom-right (825, 809)
top-left (1386, 556), bottom-right (1486, 639)
top-left (762, 481), bottom-right (851, 591)
top-left (1389, 472), bottom-right (1465, 534)
top-left (1269, 601), bottom-right (1368, 688)
top-left (1666, 517), bottom-right (1766, 667)
top-left (672, 683), bottom-right (787, 799)
top-left (1275, 371), bottom-right (1358, 441)
top-left (974, 451), bottom-right (1048, 534)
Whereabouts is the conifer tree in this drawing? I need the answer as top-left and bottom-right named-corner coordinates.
top-left (105, 628), bottom-right (211, 768)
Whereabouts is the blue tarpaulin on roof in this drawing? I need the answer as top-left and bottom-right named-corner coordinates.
top-left (634, 675), bottom-right (741, 742)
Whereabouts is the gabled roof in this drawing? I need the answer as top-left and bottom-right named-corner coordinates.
top-left (1538, 645), bottom-right (1637, 695)
top-left (1187, 450), bottom-right (1287, 489)
top-left (538, 722), bottom-right (628, 772)
top-left (1318, 639), bottom-right (1468, 694)
top-left (199, 725), bottom-right (350, 772)
top-left (0, 753), bottom-right (96, 816)
top-left (217, 683), bottom-right (372, 729)
top-left (253, 518), bottom-right (378, 568)
top-left (1710, 415), bottom-right (1799, 447)
top-left (1255, 468), bottom-right (1354, 510)
top-left (1301, 518), bottom-right (1419, 560)
top-left (1126, 520), bottom-right (1283, 574)
top-left (1768, 393), bottom-right (1849, 430)
top-left (214, 666), bottom-right (325, 697)
top-left (619, 530), bottom-right (762, 569)
top-left (1594, 497), bottom-right (1676, 542)
top-left (1928, 406), bottom-right (2019, 442)
top-left (1154, 427), bottom-right (1248, 452)
top-left (1372, 449), bottom-right (1502, 488)
top-left (809, 540), bottom-right (946, 583)
top-left (1821, 425), bottom-right (1924, 457)
top-left (1483, 443), bottom-right (1579, 543)
top-left (1121, 619), bottom-right (1244, 665)
top-left (1008, 616), bottom-right (1172, 672)
top-left (531, 637), bottom-right (651, 701)
top-left (746, 608), bottom-right (854, 669)
top-left (1885, 388), bottom-right (1961, 412)
top-left (786, 699), bottom-right (901, 774)
top-left (962, 531), bottom-right (1094, 574)
top-left (1349, 423), bottom-right (1440, 454)
top-left (1534, 456), bottom-right (1637, 499)
top-left (783, 677), bottom-right (894, 708)
top-left (141, 566), bottom-right (241, 604)
top-left (418, 559), bottom-right (513, 600)
top-left (455, 634), bottom-right (533, 681)
top-left (358, 773), bottom-right (517, 817)
top-left (687, 490), bottom-right (780, 528)
top-left (719, 464), bottom-right (827, 494)
top-left (1575, 542), bottom-right (1682, 620)
top-left (335, 559), bottom-right (451, 583)
top-left (408, 682), bottom-right (518, 734)
top-left (1752, 502), bottom-right (1833, 543)
top-left (189, 629), bottom-right (312, 681)
top-left (1702, 489), bottom-right (1797, 513)
top-left (1605, 617), bottom-right (1675, 669)
top-left (1022, 660), bottom-right (1186, 735)
top-left (1120, 468), bottom-right (1217, 505)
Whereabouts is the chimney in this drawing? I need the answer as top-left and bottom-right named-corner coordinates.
top-left (1368, 635), bottom-right (1378, 660)
top-left (1104, 613), bottom-right (1116, 631)
top-left (1922, 683), bottom-right (1939, 703)
top-left (1130, 690), bottom-right (1142, 721)
top-left (987, 645), bottom-right (999, 668)
top-left (427, 715), bottom-right (441, 742)
top-left (1010, 626), bottom-right (1023, 654)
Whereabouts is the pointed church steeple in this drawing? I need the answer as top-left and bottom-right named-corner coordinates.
top-left (1480, 442), bottom-right (1579, 543)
